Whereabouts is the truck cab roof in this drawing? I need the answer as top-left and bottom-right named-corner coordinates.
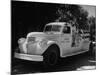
top-left (46, 22), bottom-right (66, 26)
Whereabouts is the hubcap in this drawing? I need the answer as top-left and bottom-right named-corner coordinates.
top-left (48, 52), bottom-right (57, 65)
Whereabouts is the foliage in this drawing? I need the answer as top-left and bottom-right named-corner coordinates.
top-left (55, 5), bottom-right (89, 30)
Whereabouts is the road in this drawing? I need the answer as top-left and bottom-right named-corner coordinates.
top-left (11, 52), bottom-right (96, 75)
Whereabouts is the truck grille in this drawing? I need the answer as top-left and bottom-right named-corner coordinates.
top-left (28, 37), bottom-right (35, 42)
top-left (26, 43), bottom-right (37, 55)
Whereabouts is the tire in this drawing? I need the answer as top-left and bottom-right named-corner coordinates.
top-left (88, 42), bottom-right (95, 56)
top-left (43, 45), bottom-right (60, 68)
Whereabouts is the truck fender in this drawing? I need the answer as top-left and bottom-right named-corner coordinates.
top-left (42, 41), bottom-right (61, 56)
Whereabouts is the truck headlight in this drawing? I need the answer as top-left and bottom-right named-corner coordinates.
top-left (18, 38), bottom-right (26, 44)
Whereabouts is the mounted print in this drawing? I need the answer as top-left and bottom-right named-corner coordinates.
top-left (11, 0), bottom-right (96, 74)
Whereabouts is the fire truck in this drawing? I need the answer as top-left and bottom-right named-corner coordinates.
top-left (14, 22), bottom-right (91, 67)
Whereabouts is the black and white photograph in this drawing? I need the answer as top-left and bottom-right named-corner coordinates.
top-left (11, 0), bottom-right (96, 75)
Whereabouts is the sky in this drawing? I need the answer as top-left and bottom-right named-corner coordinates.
top-left (81, 5), bottom-right (96, 17)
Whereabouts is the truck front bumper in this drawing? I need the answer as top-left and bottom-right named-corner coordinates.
top-left (14, 52), bottom-right (43, 61)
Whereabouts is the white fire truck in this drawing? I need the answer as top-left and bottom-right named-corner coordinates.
top-left (14, 22), bottom-right (91, 67)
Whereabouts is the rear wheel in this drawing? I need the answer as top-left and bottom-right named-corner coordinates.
top-left (43, 45), bottom-right (60, 68)
top-left (88, 42), bottom-right (95, 56)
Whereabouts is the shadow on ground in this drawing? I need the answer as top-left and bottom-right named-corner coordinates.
top-left (11, 52), bottom-right (96, 75)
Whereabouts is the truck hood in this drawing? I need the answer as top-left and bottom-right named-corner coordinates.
top-left (27, 32), bottom-right (46, 38)
top-left (27, 32), bottom-right (59, 40)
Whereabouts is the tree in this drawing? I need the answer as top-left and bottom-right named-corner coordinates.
top-left (55, 4), bottom-right (89, 30)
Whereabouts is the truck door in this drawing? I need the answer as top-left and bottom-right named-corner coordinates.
top-left (60, 25), bottom-right (72, 56)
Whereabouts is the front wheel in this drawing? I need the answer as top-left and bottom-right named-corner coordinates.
top-left (43, 46), bottom-right (60, 68)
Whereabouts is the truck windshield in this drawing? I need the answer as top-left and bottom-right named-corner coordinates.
top-left (44, 25), bottom-right (61, 32)
top-left (44, 25), bottom-right (52, 32)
